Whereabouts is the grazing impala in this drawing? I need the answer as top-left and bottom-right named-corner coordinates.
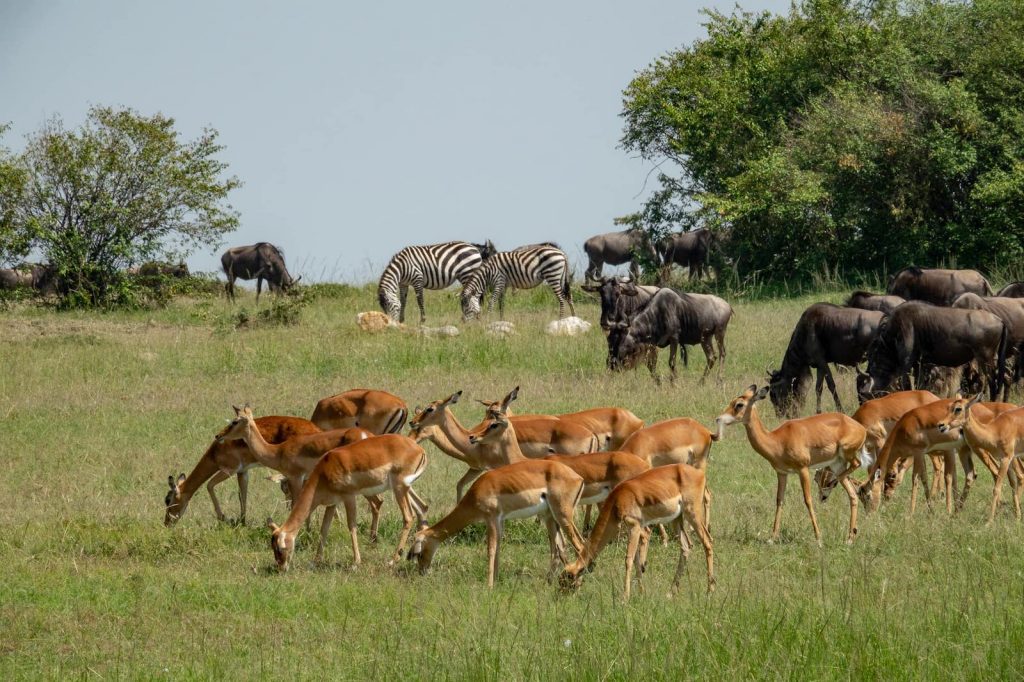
top-left (407, 458), bottom-right (586, 588)
top-left (478, 399), bottom-right (645, 450)
top-left (266, 434), bottom-right (428, 571)
top-left (715, 385), bottom-right (868, 545)
top-left (164, 415), bottom-right (319, 526)
top-left (408, 389), bottom-right (530, 501)
top-left (869, 399), bottom-right (1018, 514)
top-left (310, 388), bottom-right (408, 434)
top-left (561, 463), bottom-right (714, 600)
top-left (937, 395), bottom-right (1024, 523)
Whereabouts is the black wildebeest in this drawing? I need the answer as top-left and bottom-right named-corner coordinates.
top-left (607, 287), bottom-right (732, 382)
top-left (583, 228), bottom-right (657, 281)
top-left (997, 282), bottom-right (1024, 298)
top-left (857, 301), bottom-right (1008, 402)
top-left (221, 243), bottom-right (299, 302)
top-left (656, 228), bottom-right (712, 281)
top-left (887, 266), bottom-right (991, 306)
top-left (845, 290), bottom-right (905, 315)
top-left (580, 276), bottom-right (659, 332)
top-left (767, 303), bottom-right (884, 418)
top-left (952, 293), bottom-right (1024, 388)
top-left (0, 263), bottom-right (57, 294)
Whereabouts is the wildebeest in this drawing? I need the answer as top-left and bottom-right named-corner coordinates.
top-left (656, 228), bottom-right (712, 281)
top-left (583, 228), bottom-right (657, 281)
top-left (952, 293), bottom-right (1024, 387)
top-left (857, 301), bottom-right (1008, 402)
top-left (221, 243), bottom-right (299, 301)
top-left (137, 261), bottom-right (189, 278)
top-left (0, 263), bottom-right (57, 294)
top-left (767, 303), bottom-right (884, 418)
top-left (887, 266), bottom-right (991, 306)
top-left (845, 290), bottom-right (905, 315)
top-left (997, 282), bottom-right (1024, 298)
top-left (580, 276), bottom-right (659, 332)
top-left (608, 287), bottom-right (732, 382)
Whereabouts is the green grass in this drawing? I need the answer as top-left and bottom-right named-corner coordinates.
top-left (3, 285), bottom-right (1024, 680)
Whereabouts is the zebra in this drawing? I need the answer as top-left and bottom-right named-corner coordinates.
top-left (378, 240), bottom-right (496, 323)
top-left (460, 243), bottom-right (576, 320)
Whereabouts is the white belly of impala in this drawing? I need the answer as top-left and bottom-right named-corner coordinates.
top-left (503, 499), bottom-right (549, 520)
top-left (580, 487), bottom-right (611, 506)
top-left (360, 481), bottom-right (390, 496)
top-left (644, 500), bottom-right (683, 527)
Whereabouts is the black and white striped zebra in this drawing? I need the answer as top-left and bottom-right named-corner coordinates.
top-left (460, 243), bottom-right (575, 320)
top-left (378, 240), bottom-right (495, 323)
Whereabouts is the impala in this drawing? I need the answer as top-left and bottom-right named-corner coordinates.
top-left (407, 458), bottom-right (586, 588)
top-left (266, 434), bottom-right (428, 571)
top-left (408, 389), bottom-right (529, 501)
top-left (310, 388), bottom-right (408, 434)
top-left (164, 415), bottom-right (319, 526)
top-left (478, 399), bottom-right (645, 450)
top-left (937, 395), bottom-right (1024, 523)
top-left (561, 463), bottom-right (714, 599)
top-left (715, 385), bottom-right (868, 545)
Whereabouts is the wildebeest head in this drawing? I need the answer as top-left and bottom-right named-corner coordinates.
top-left (766, 366), bottom-right (810, 419)
top-left (606, 320), bottom-right (643, 371)
top-left (581, 276), bottom-right (630, 331)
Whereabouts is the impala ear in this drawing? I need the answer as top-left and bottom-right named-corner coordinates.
top-left (266, 517), bottom-right (279, 532)
top-left (176, 473), bottom-right (186, 486)
top-left (501, 386), bottom-right (520, 412)
top-left (168, 474), bottom-right (176, 490)
top-left (746, 384), bottom-right (758, 394)
top-left (754, 386), bottom-right (770, 402)
top-left (447, 391), bottom-right (463, 405)
top-left (232, 405), bottom-right (242, 415)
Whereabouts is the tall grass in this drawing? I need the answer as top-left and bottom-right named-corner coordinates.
top-left (3, 285), bottom-right (1024, 679)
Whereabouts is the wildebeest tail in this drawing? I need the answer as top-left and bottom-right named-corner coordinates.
top-left (384, 407), bottom-right (408, 434)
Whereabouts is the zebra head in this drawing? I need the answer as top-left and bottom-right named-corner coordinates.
top-left (460, 272), bottom-right (486, 321)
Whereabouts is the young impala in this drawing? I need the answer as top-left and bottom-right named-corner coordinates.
top-left (937, 395), bottom-right (1024, 523)
top-left (266, 434), bottom-right (428, 571)
top-left (164, 415), bottom-right (319, 526)
top-left (715, 385), bottom-right (868, 545)
top-left (561, 463), bottom-right (714, 600)
top-left (407, 456), bottom-right (586, 588)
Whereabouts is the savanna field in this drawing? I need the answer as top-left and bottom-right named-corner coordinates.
top-left (5, 283), bottom-right (1024, 680)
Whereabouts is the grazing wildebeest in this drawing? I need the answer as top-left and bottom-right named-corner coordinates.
top-left (845, 290), bottom-right (905, 315)
top-left (857, 301), bottom-right (1008, 402)
top-left (767, 303), bottom-right (884, 418)
top-left (887, 266), bottom-right (991, 306)
top-left (657, 228), bottom-right (712, 281)
top-left (952, 293), bottom-right (1024, 388)
top-left (580, 276), bottom-right (659, 331)
top-left (138, 261), bottom-right (189, 278)
top-left (583, 228), bottom-right (657, 281)
top-left (221, 243), bottom-right (299, 302)
top-left (997, 282), bottom-right (1024, 298)
top-left (608, 287), bottom-right (732, 382)
top-left (0, 263), bottom-right (57, 294)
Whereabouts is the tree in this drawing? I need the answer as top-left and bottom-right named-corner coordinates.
top-left (620, 0), bottom-right (1024, 280)
top-left (6, 105), bottom-right (240, 306)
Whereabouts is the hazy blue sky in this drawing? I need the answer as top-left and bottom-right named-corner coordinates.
top-left (1, 0), bottom-right (789, 281)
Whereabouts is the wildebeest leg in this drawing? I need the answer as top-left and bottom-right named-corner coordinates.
top-left (814, 367), bottom-right (826, 413)
top-left (645, 346), bottom-right (659, 381)
top-left (667, 342), bottom-right (678, 384)
top-left (255, 276), bottom-right (263, 304)
top-left (715, 330), bottom-right (727, 380)
top-left (586, 257), bottom-right (602, 282)
top-left (823, 364), bottom-right (843, 413)
top-left (225, 274), bottom-right (236, 301)
top-left (699, 337), bottom-right (715, 383)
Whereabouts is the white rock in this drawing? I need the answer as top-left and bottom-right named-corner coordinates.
top-left (545, 316), bottom-right (592, 336)
top-left (486, 321), bottom-right (516, 337)
top-left (418, 325), bottom-right (460, 338)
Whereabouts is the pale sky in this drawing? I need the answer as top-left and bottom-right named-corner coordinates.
top-left (1, 0), bottom-right (790, 282)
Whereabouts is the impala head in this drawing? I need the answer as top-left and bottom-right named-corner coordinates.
top-left (406, 523), bottom-right (439, 574)
top-left (266, 517), bottom-right (295, 571)
top-left (468, 413), bottom-right (512, 446)
top-left (715, 385), bottom-right (768, 436)
top-left (937, 393), bottom-right (983, 434)
top-left (559, 559), bottom-right (590, 592)
top-left (163, 473), bottom-right (187, 526)
top-left (407, 406), bottom-right (435, 441)
top-left (408, 392), bottom-right (462, 430)
top-left (217, 404), bottom-right (254, 443)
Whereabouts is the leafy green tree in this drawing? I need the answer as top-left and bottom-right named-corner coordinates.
top-left (621, 0), bottom-right (1024, 280)
top-left (6, 105), bottom-right (239, 306)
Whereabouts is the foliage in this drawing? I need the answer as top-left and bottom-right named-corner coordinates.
top-left (4, 105), bottom-right (239, 307)
top-left (223, 289), bottom-right (309, 331)
top-left (621, 0), bottom-right (1024, 280)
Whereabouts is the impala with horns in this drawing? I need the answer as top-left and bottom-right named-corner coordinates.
top-left (165, 415), bottom-right (320, 526)
top-left (937, 395), bottom-right (1024, 523)
top-left (407, 459), bottom-right (586, 588)
top-left (716, 385), bottom-right (868, 545)
top-left (560, 463), bottom-right (714, 600)
top-left (266, 434), bottom-right (428, 571)
top-left (310, 388), bottom-right (408, 435)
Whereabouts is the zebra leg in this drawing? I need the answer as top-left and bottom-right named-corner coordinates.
top-left (399, 284), bottom-right (408, 323)
top-left (492, 277), bottom-right (506, 319)
top-left (412, 278), bottom-right (426, 324)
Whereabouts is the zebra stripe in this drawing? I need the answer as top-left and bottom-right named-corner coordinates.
top-left (378, 241), bottom-right (491, 322)
top-left (460, 245), bottom-right (576, 320)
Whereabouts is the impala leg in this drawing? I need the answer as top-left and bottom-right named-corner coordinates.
top-left (797, 468), bottom-right (822, 546)
top-left (316, 505), bottom-right (336, 563)
top-left (658, 524), bottom-right (670, 546)
top-left (704, 487), bottom-right (713, 534)
top-left (342, 496), bottom-right (361, 566)
top-left (407, 488), bottom-right (429, 519)
top-left (989, 456), bottom-right (1013, 525)
top-left (771, 473), bottom-right (788, 543)
top-left (682, 498), bottom-right (715, 593)
top-left (389, 484), bottom-right (418, 563)
top-left (547, 488), bottom-right (586, 559)
top-left (544, 515), bottom-right (563, 583)
top-left (206, 470), bottom-right (231, 522)
top-left (929, 455), bottom-right (944, 501)
top-left (582, 504), bottom-right (593, 532)
top-left (364, 495), bottom-right (383, 543)
top-left (839, 476), bottom-right (859, 544)
top-left (957, 447), bottom-right (977, 511)
top-left (486, 517), bottom-right (501, 588)
top-left (943, 452), bottom-right (956, 515)
top-left (623, 521), bottom-right (643, 601)
top-left (634, 528), bottom-right (650, 595)
top-left (236, 471), bottom-right (249, 525)
top-left (456, 469), bottom-right (484, 503)
top-left (909, 455), bottom-right (924, 515)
